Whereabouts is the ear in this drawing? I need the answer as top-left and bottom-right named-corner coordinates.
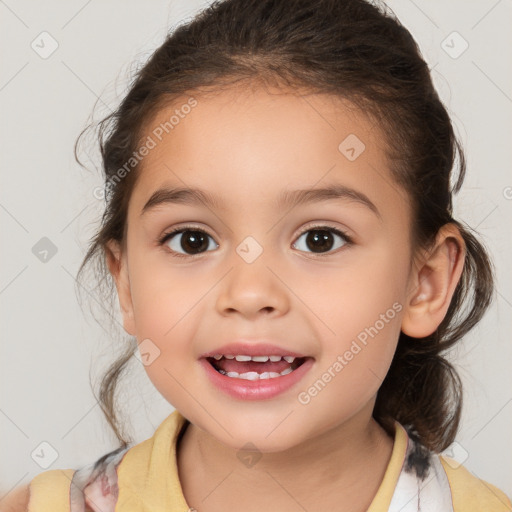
top-left (105, 240), bottom-right (136, 336)
top-left (401, 223), bottom-right (466, 338)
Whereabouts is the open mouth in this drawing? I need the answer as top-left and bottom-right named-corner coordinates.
top-left (205, 355), bottom-right (309, 380)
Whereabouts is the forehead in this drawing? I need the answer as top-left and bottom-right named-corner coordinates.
top-left (129, 84), bottom-right (409, 220)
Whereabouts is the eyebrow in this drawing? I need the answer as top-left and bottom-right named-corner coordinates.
top-left (140, 184), bottom-right (381, 220)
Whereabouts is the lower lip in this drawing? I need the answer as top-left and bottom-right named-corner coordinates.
top-left (200, 357), bottom-right (315, 400)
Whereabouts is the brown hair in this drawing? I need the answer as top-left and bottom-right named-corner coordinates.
top-left (75, 0), bottom-right (494, 452)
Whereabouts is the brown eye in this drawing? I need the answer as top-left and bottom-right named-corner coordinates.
top-left (292, 227), bottom-right (350, 254)
top-left (161, 228), bottom-right (218, 256)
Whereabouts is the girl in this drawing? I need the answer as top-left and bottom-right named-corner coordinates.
top-left (8, 0), bottom-right (511, 510)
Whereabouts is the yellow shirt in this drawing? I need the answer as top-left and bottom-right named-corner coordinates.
top-left (27, 409), bottom-right (512, 511)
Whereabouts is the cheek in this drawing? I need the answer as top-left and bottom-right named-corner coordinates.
top-left (128, 267), bottom-right (201, 406)
top-left (128, 251), bottom-right (211, 339)
top-left (297, 243), bottom-right (406, 398)
top-left (300, 301), bottom-right (402, 423)
top-left (125, 260), bottom-right (206, 398)
top-left (299, 239), bottom-right (407, 335)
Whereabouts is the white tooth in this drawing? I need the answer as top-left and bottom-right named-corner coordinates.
top-left (235, 355), bottom-right (251, 361)
top-left (251, 355), bottom-right (269, 362)
top-left (280, 367), bottom-right (293, 376)
top-left (269, 355), bottom-right (282, 362)
top-left (213, 354), bottom-right (223, 360)
top-left (238, 372), bottom-right (260, 381)
top-left (283, 356), bottom-right (295, 363)
top-left (224, 370), bottom-right (285, 380)
top-left (224, 355), bottom-right (235, 359)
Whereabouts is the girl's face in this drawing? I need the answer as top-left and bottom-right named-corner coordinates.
top-left (109, 83), bottom-right (416, 451)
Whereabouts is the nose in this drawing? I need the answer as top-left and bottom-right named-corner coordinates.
top-left (215, 256), bottom-right (290, 320)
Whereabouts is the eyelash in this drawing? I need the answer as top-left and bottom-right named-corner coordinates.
top-left (158, 224), bottom-right (353, 259)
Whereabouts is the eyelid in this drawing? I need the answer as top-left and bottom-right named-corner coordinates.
top-left (159, 222), bottom-right (354, 258)
top-left (158, 224), bottom-right (217, 254)
top-left (158, 223), bottom-right (351, 242)
top-left (292, 223), bottom-right (353, 253)
top-left (295, 221), bottom-right (352, 238)
top-left (158, 223), bottom-right (214, 242)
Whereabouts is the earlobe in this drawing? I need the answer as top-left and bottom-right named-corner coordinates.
top-left (401, 224), bottom-right (466, 338)
top-left (105, 240), bottom-right (136, 336)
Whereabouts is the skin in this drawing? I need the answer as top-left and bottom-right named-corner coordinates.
top-left (106, 82), bottom-right (466, 512)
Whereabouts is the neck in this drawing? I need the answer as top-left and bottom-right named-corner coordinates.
top-left (177, 405), bottom-right (395, 512)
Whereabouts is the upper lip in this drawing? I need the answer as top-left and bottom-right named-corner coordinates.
top-left (200, 342), bottom-right (310, 359)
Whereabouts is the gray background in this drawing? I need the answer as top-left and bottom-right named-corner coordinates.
top-left (1, 0), bottom-right (511, 500)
